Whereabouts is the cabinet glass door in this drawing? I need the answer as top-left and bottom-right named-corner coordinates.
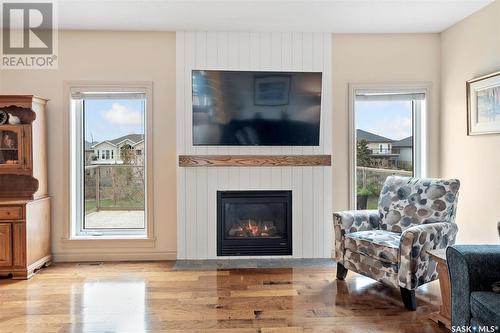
top-left (0, 129), bottom-right (20, 166)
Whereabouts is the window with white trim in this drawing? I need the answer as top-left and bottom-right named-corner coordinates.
top-left (352, 89), bottom-right (427, 210)
top-left (70, 90), bottom-right (148, 236)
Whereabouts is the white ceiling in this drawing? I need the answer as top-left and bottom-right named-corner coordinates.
top-left (56, 0), bottom-right (493, 33)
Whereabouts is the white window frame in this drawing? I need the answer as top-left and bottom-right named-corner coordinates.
top-left (66, 82), bottom-right (154, 240)
top-left (348, 83), bottom-right (430, 210)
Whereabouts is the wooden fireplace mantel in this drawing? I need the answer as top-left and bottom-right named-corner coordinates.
top-left (178, 155), bottom-right (331, 167)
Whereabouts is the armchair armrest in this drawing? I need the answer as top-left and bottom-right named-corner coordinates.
top-left (447, 245), bottom-right (500, 328)
top-left (333, 210), bottom-right (380, 261)
top-left (398, 222), bottom-right (458, 290)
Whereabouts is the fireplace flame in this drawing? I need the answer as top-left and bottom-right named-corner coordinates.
top-left (228, 218), bottom-right (277, 238)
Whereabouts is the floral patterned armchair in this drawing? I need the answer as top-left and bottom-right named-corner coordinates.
top-left (334, 176), bottom-right (460, 310)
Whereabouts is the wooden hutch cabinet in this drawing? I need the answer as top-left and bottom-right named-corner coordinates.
top-left (0, 95), bottom-right (51, 279)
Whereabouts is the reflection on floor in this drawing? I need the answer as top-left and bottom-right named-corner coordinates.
top-left (84, 210), bottom-right (144, 229)
top-left (82, 281), bottom-right (147, 332)
top-left (0, 262), bottom-right (447, 333)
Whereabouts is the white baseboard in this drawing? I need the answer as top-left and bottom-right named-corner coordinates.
top-left (53, 251), bottom-right (177, 262)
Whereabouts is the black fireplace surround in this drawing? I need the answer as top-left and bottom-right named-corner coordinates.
top-left (217, 190), bottom-right (292, 256)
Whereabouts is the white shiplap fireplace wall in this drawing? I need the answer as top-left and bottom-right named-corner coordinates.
top-left (176, 31), bottom-right (332, 259)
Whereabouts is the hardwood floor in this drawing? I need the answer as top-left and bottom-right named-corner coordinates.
top-left (0, 261), bottom-right (448, 333)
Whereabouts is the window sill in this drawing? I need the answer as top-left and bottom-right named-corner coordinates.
top-left (61, 236), bottom-right (156, 248)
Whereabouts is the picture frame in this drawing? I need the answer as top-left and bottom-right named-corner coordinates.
top-left (254, 75), bottom-right (291, 106)
top-left (467, 71), bottom-right (500, 135)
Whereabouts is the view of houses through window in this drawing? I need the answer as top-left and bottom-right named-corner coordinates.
top-left (355, 92), bottom-right (420, 210)
top-left (83, 98), bottom-right (146, 230)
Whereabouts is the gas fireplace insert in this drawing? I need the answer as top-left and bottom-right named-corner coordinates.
top-left (217, 190), bottom-right (292, 256)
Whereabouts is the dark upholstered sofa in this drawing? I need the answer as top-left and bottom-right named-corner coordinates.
top-left (447, 245), bottom-right (500, 329)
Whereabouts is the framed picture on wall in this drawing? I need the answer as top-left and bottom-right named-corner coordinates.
top-left (467, 71), bottom-right (500, 135)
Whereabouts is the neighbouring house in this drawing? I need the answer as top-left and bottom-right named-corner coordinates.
top-left (356, 130), bottom-right (414, 170)
top-left (90, 134), bottom-right (145, 165)
top-left (356, 129), bottom-right (399, 168)
top-left (84, 140), bottom-right (97, 164)
top-left (392, 136), bottom-right (413, 170)
top-left (356, 129), bottom-right (393, 154)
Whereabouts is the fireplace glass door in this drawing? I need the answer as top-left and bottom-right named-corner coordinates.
top-left (0, 129), bottom-right (19, 165)
top-left (0, 126), bottom-right (26, 170)
top-left (225, 202), bottom-right (285, 239)
top-left (217, 191), bottom-right (292, 256)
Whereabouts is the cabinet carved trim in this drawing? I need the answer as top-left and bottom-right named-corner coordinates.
top-left (0, 106), bottom-right (36, 124)
top-left (0, 175), bottom-right (38, 200)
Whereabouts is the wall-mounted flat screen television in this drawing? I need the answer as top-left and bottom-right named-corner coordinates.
top-left (192, 70), bottom-right (322, 146)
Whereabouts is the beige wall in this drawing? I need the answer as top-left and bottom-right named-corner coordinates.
top-left (440, 1), bottom-right (500, 244)
top-left (0, 31), bottom-right (177, 259)
top-left (331, 34), bottom-right (442, 212)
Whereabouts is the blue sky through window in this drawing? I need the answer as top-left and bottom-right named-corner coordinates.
top-left (84, 99), bottom-right (144, 143)
top-left (356, 101), bottom-right (412, 141)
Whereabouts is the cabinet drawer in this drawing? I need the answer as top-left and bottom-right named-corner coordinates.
top-left (0, 206), bottom-right (23, 220)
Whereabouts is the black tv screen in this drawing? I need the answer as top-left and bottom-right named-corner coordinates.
top-left (192, 70), bottom-right (322, 146)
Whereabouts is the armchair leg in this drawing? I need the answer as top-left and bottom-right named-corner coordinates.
top-left (400, 288), bottom-right (416, 311)
top-left (336, 262), bottom-right (348, 280)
